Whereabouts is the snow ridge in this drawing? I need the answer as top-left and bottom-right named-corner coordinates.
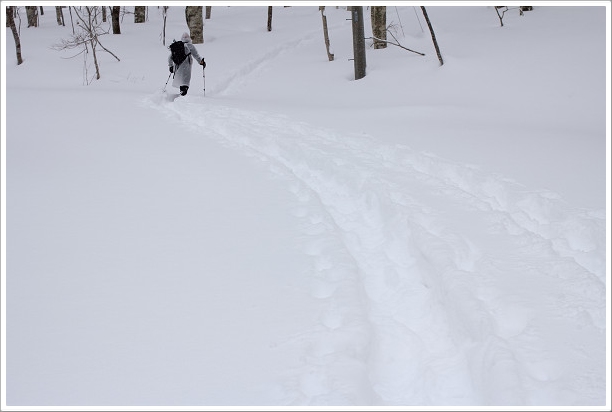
top-left (145, 95), bottom-right (606, 406)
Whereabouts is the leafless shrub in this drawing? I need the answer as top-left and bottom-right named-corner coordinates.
top-left (52, 6), bottom-right (120, 84)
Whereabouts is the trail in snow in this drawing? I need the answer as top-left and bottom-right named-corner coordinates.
top-left (145, 94), bottom-right (605, 406)
top-left (207, 18), bottom-right (338, 98)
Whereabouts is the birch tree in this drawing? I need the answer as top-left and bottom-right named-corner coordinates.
top-left (134, 6), bottom-right (146, 23)
top-left (55, 6), bottom-right (65, 26)
top-left (319, 6), bottom-right (334, 61)
top-left (371, 6), bottom-right (387, 49)
top-left (185, 6), bottom-right (203, 43)
top-left (25, 6), bottom-right (38, 27)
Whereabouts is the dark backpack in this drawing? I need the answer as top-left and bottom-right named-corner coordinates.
top-left (169, 40), bottom-right (191, 66)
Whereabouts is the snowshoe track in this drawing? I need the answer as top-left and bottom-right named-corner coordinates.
top-left (145, 96), bottom-right (606, 406)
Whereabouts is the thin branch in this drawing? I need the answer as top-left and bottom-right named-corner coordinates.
top-left (94, 37), bottom-right (120, 61)
top-left (365, 36), bottom-right (425, 56)
top-left (387, 28), bottom-right (405, 49)
top-left (495, 6), bottom-right (507, 27)
top-left (51, 34), bottom-right (90, 51)
top-left (58, 49), bottom-right (87, 59)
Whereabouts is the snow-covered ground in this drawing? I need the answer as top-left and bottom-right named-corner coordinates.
top-left (3, 4), bottom-right (609, 409)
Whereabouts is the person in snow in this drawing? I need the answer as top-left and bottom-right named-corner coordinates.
top-left (168, 32), bottom-right (206, 96)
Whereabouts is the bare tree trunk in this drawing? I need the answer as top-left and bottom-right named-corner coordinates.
top-left (161, 6), bottom-right (169, 45)
top-left (39, 6), bottom-right (44, 15)
top-left (495, 6), bottom-right (506, 27)
top-left (421, 6), bottom-right (443, 66)
top-left (185, 6), bottom-right (203, 43)
top-left (90, 40), bottom-right (101, 80)
top-left (350, 6), bottom-right (366, 80)
top-left (371, 6), bottom-right (387, 49)
top-left (134, 6), bottom-right (146, 23)
top-left (267, 6), bottom-right (272, 32)
top-left (319, 6), bottom-right (334, 61)
top-left (102, 6), bottom-right (106, 22)
top-left (111, 6), bottom-right (121, 34)
top-left (55, 6), bottom-right (65, 26)
top-left (85, 8), bottom-right (101, 80)
top-left (205, 6), bottom-right (211, 19)
top-left (26, 6), bottom-right (38, 27)
top-left (68, 6), bottom-right (75, 34)
top-left (6, 6), bottom-right (23, 65)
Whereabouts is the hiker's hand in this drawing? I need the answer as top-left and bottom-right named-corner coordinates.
top-left (169, 66), bottom-right (174, 73)
top-left (201, 60), bottom-right (206, 68)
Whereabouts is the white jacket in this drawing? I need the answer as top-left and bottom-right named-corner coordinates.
top-left (168, 33), bottom-right (204, 88)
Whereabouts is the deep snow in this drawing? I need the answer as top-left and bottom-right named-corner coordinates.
top-left (2, 3), bottom-right (610, 409)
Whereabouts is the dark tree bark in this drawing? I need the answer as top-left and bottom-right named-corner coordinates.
top-left (350, 6), bottom-right (366, 80)
top-left (6, 6), bottom-right (23, 64)
top-left (267, 6), bottom-right (272, 32)
top-left (205, 6), bottom-right (211, 19)
top-left (134, 6), bottom-right (146, 23)
top-left (495, 6), bottom-right (507, 27)
top-left (421, 6), bottom-right (443, 66)
top-left (111, 6), bottom-right (121, 34)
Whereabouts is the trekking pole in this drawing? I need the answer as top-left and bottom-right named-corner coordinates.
top-left (202, 65), bottom-right (206, 96)
top-left (162, 72), bottom-right (171, 92)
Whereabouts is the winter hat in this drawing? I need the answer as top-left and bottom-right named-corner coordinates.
top-left (181, 32), bottom-right (192, 43)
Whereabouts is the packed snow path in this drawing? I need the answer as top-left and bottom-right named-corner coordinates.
top-left (147, 95), bottom-right (605, 406)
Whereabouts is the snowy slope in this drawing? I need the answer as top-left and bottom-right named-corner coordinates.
top-left (3, 4), bottom-right (609, 408)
